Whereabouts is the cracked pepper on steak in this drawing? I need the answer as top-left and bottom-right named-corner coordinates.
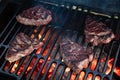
top-left (16, 5), bottom-right (52, 26)
top-left (60, 37), bottom-right (93, 74)
top-left (85, 17), bottom-right (115, 46)
top-left (5, 32), bottom-right (43, 62)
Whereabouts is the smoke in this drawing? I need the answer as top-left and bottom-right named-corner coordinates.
top-left (63, 0), bottom-right (120, 13)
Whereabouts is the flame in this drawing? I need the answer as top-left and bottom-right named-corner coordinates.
top-left (87, 74), bottom-right (92, 80)
top-left (95, 76), bottom-right (100, 80)
top-left (114, 67), bottom-right (120, 77)
top-left (5, 56), bottom-right (120, 80)
top-left (79, 71), bottom-right (85, 80)
top-left (70, 74), bottom-right (76, 80)
top-left (65, 67), bottom-right (70, 72)
top-left (36, 48), bottom-right (42, 54)
top-left (105, 58), bottom-right (120, 77)
top-left (10, 61), bottom-right (19, 73)
top-left (90, 59), bottom-right (97, 70)
top-left (4, 27), bottom-right (120, 80)
top-left (105, 58), bottom-right (114, 74)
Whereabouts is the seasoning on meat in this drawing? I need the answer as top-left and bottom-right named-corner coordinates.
top-left (60, 37), bottom-right (93, 74)
top-left (5, 32), bottom-right (43, 62)
top-left (16, 5), bottom-right (52, 26)
top-left (85, 17), bottom-right (115, 46)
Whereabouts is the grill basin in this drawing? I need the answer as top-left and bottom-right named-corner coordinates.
top-left (0, 1), bottom-right (120, 80)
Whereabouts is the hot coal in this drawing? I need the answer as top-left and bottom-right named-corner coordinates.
top-left (16, 5), bottom-right (52, 26)
top-left (60, 37), bottom-right (93, 74)
top-left (5, 32), bottom-right (43, 62)
top-left (85, 17), bottom-right (115, 46)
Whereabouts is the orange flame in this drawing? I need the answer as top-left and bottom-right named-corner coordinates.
top-left (114, 67), bottom-right (120, 77)
top-left (70, 73), bottom-right (76, 80)
top-left (87, 74), bottom-right (92, 80)
top-left (10, 61), bottom-right (19, 73)
top-left (4, 33), bottom-right (120, 80)
top-left (95, 76), bottom-right (100, 80)
top-left (79, 71), bottom-right (85, 80)
top-left (90, 59), bottom-right (97, 70)
top-left (105, 58), bottom-right (114, 74)
top-left (105, 58), bottom-right (120, 77)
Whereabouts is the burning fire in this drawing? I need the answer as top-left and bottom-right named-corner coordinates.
top-left (3, 29), bottom-right (120, 80)
top-left (4, 53), bottom-right (120, 80)
top-left (106, 58), bottom-right (120, 77)
top-left (67, 58), bottom-right (120, 80)
top-left (90, 59), bottom-right (97, 70)
top-left (79, 71), bottom-right (85, 80)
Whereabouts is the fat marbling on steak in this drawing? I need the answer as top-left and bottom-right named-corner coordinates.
top-left (85, 17), bottom-right (115, 46)
top-left (60, 37), bottom-right (93, 74)
top-left (5, 32), bottom-right (43, 62)
top-left (16, 5), bottom-right (52, 26)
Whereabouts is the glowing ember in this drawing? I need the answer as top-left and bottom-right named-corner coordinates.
top-left (87, 74), bottom-right (92, 80)
top-left (79, 71), bottom-right (85, 80)
top-left (114, 67), bottom-right (120, 77)
top-left (70, 73), bottom-right (76, 80)
top-left (48, 63), bottom-right (56, 79)
top-left (95, 76), bottom-right (100, 80)
top-left (105, 58), bottom-right (120, 77)
top-left (105, 58), bottom-right (114, 74)
top-left (36, 48), bottom-right (42, 54)
top-left (10, 61), bottom-right (19, 73)
top-left (90, 59), bottom-right (97, 70)
top-left (65, 67), bottom-right (70, 72)
top-left (38, 34), bottom-right (45, 40)
top-left (38, 34), bottom-right (42, 39)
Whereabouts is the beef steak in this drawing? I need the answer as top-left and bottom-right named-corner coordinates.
top-left (5, 32), bottom-right (43, 62)
top-left (85, 17), bottom-right (115, 46)
top-left (16, 5), bottom-right (52, 26)
top-left (60, 37), bottom-right (93, 74)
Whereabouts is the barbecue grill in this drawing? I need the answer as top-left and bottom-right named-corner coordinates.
top-left (0, 0), bottom-right (120, 80)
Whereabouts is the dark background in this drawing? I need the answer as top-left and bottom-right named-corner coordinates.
top-left (0, 0), bottom-right (120, 14)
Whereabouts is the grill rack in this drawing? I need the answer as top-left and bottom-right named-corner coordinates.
top-left (0, 0), bottom-right (120, 80)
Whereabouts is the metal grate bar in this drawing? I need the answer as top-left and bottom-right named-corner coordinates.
top-left (33, 27), bottom-right (43, 39)
top-left (58, 65), bottom-right (66, 80)
top-left (35, 28), bottom-right (60, 80)
top-left (49, 62), bottom-right (60, 80)
top-left (109, 42), bottom-right (120, 80)
top-left (0, 6), bottom-right (20, 37)
top-left (39, 27), bottom-right (50, 41)
top-left (41, 61), bottom-right (54, 80)
top-left (0, 18), bottom-right (15, 37)
top-left (0, 47), bottom-right (7, 59)
top-left (38, 28), bottom-right (55, 55)
top-left (26, 58), bottom-right (40, 80)
top-left (5, 24), bottom-right (22, 45)
top-left (6, 62), bottom-right (16, 72)
top-left (51, 44), bottom-right (60, 59)
top-left (18, 53), bottom-right (36, 79)
top-left (94, 45), bottom-right (106, 71)
top-left (0, 60), bottom-right (7, 70)
top-left (1, 21), bottom-right (18, 44)
top-left (42, 30), bottom-right (61, 80)
top-left (102, 42), bottom-right (115, 73)
top-left (14, 57), bottom-right (26, 74)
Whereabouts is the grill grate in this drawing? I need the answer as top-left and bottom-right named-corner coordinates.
top-left (0, 0), bottom-right (120, 80)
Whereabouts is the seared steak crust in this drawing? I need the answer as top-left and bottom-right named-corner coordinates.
top-left (60, 37), bottom-right (93, 74)
top-left (5, 32), bottom-right (43, 62)
top-left (85, 17), bottom-right (115, 46)
top-left (16, 5), bottom-right (52, 26)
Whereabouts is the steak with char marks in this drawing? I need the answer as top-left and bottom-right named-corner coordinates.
top-left (60, 37), bottom-right (93, 74)
top-left (5, 32), bottom-right (43, 62)
top-left (16, 5), bottom-right (52, 26)
top-left (85, 17), bottom-right (115, 46)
